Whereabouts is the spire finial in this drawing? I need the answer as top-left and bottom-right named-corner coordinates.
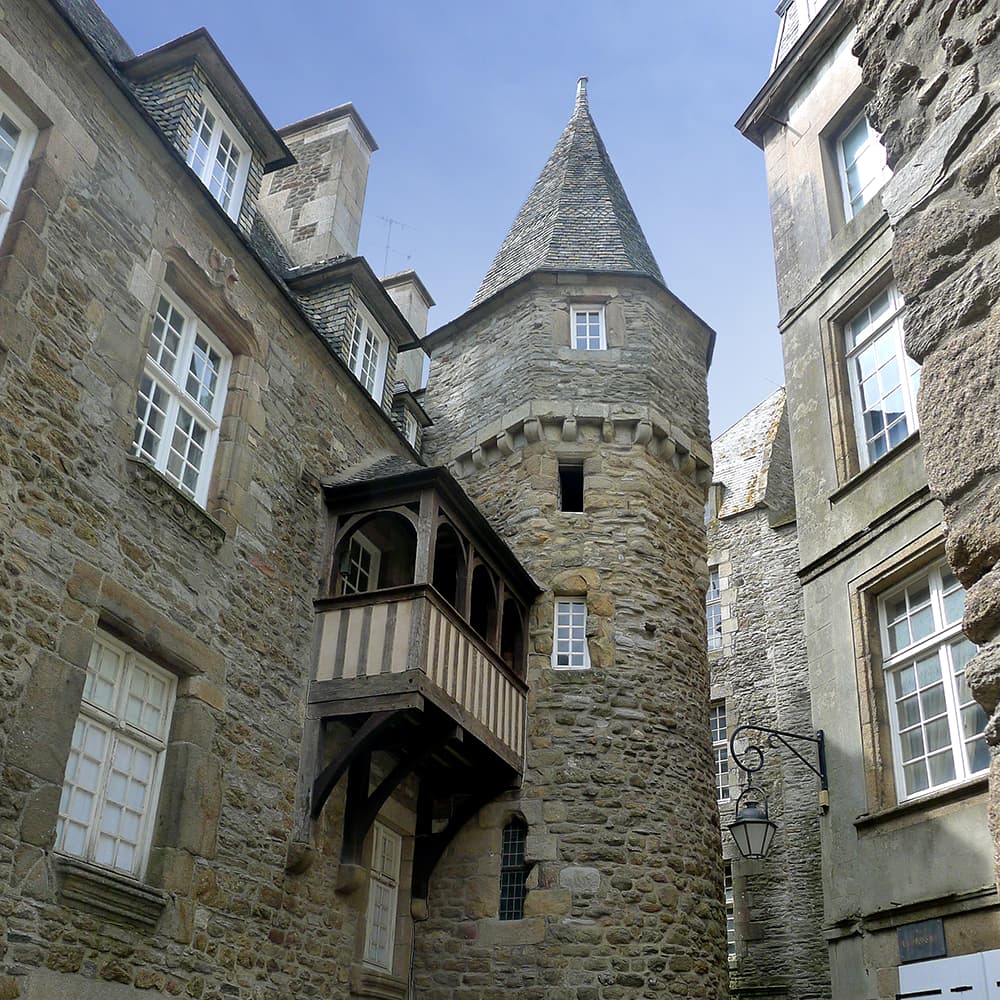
top-left (575, 77), bottom-right (589, 112)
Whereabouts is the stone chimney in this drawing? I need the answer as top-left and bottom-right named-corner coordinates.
top-left (257, 104), bottom-right (377, 266)
top-left (383, 271), bottom-right (434, 390)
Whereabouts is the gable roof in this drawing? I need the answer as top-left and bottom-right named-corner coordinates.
top-left (471, 78), bottom-right (664, 307)
top-left (712, 388), bottom-right (789, 519)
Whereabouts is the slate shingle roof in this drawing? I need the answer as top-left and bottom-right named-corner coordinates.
top-left (324, 453), bottom-right (425, 487)
top-left (471, 78), bottom-right (664, 307)
top-left (712, 388), bottom-right (787, 518)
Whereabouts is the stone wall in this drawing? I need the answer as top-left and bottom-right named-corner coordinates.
top-left (415, 274), bottom-right (726, 999)
top-left (844, 0), bottom-right (1000, 882)
top-left (708, 476), bottom-right (829, 998)
top-left (0, 2), bottom-right (413, 997)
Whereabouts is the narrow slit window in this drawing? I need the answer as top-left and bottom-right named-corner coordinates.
top-left (558, 464), bottom-right (584, 512)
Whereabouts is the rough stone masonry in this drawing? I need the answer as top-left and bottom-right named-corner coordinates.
top-left (844, 0), bottom-right (1000, 881)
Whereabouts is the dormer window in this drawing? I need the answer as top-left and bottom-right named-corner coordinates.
top-left (348, 306), bottom-right (389, 402)
top-left (185, 92), bottom-right (251, 220)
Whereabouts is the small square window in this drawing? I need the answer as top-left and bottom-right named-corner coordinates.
top-left (558, 463), bottom-right (584, 512)
top-left (836, 112), bottom-right (891, 220)
top-left (185, 91), bottom-right (251, 221)
top-left (552, 599), bottom-right (589, 670)
top-left (571, 306), bottom-right (606, 350)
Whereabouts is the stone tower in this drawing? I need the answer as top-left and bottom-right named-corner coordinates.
top-left (414, 79), bottom-right (724, 998)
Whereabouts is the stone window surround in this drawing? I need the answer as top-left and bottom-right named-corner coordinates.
top-left (349, 800), bottom-right (414, 999)
top-left (0, 84), bottom-right (38, 246)
top-left (819, 257), bottom-right (913, 485)
top-left (706, 552), bottom-right (736, 658)
top-left (570, 302), bottom-right (607, 350)
top-left (850, 532), bottom-right (985, 816)
top-left (818, 82), bottom-right (887, 237)
top-left (131, 244), bottom-right (267, 537)
top-left (6, 565), bottom-right (226, 933)
top-left (556, 292), bottom-right (622, 361)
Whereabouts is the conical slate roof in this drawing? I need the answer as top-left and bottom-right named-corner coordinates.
top-left (471, 78), bottom-right (664, 307)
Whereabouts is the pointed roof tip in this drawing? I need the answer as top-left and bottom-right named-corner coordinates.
top-left (470, 78), bottom-right (664, 308)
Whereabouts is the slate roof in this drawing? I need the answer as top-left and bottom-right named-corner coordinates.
top-left (471, 78), bottom-right (664, 307)
top-left (324, 453), bottom-right (425, 487)
top-left (712, 388), bottom-right (787, 519)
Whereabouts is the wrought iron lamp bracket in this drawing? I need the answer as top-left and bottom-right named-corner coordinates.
top-left (729, 724), bottom-right (829, 796)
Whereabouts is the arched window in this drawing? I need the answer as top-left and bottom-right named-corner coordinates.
top-left (334, 511), bottom-right (417, 595)
top-left (500, 598), bottom-right (525, 676)
top-left (432, 521), bottom-right (466, 612)
top-left (499, 818), bottom-right (529, 921)
top-left (469, 564), bottom-right (498, 645)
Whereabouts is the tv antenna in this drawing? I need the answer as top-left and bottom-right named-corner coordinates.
top-left (378, 215), bottom-right (415, 276)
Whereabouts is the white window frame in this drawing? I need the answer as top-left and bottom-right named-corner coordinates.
top-left (552, 599), bottom-right (590, 670)
top-left (131, 287), bottom-right (232, 508)
top-left (184, 89), bottom-right (252, 222)
top-left (845, 283), bottom-right (920, 469)
top-left (711, 702), bottom-right (730, 802)
top-left (364, 822), bottom-right (401, 972)
top-left (55, 631), bottom-right (176, 879)
top-left (340, 531), bottom-right (382, 596)
top-left (0, 89), bottom-right (38, 245)
top-left (836, 111), bottom-right (891, 220)
top-left (706, 568), bottom-right (723, 652)
top-left (879, 562), bottom-right (984, 801)
top-left (402, 410), bottom-right (419, 447)
top-left (570, 305), bottom-right (607, 351)
top-left (347, 305), bottom-right (390, 404)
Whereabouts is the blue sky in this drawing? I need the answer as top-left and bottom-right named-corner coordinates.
top-left (99, 1), bottom-right (784, 436)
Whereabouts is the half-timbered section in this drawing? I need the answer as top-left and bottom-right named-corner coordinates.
top-left (303, 456), bottom-right (539, 912)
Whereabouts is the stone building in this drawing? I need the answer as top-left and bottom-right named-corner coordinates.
top-left (0, 2), bottom-right (726, 998)
top-left (412, 77), bottom-right (723, 998)
top-left (843, 0), bottom-right (1000, 935)
top-left (737, 1), bottom-right (998, 996)
top-left (706, 389), bottom-right (829, 999)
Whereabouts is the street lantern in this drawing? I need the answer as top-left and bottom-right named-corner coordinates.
top-left (728, 787), bottom-right (777, 860)
top-left (727, 725), bottom-right (829, 861)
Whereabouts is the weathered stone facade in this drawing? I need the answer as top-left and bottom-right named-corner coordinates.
top-left (707, 390), bottom-right (829, 1000)
top-left (844, 0), bottom-right (1000, 894)
top-left (0, 5), bottom-right (728, 1000)
top-left (738, 0), bottom-right (999, 995)
top-left (416, 268), bottom-right (722, 993)
top-left (0, 2), bottom-right (425, 997)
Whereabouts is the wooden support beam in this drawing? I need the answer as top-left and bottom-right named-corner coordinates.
top-left (341, 720), bottom-right (457, 869)
top-left (310, 711), bottom-right (397, 820)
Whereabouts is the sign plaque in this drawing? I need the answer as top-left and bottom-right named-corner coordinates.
top-left (898, 918), bottom-right (946, 964)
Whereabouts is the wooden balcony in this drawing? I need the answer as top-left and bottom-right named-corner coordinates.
top-left (311, 584), bottom-right (526, 770)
